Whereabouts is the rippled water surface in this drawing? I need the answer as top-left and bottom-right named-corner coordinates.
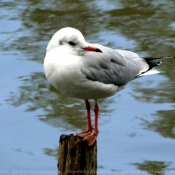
top-left (1, 0), bottom-right (175, 175)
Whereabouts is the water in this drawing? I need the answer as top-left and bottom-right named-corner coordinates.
top-left (0, 0), bottom-right (175, 175)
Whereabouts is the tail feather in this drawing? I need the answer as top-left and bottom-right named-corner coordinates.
top-left (137, 56), bottom-right (174, 77)
top-left (144, 56), bottom-right (175, 63)
top-left (139, 69), bottom-right (160, 76)
top-left (143, 56), bottom-right (175, 69)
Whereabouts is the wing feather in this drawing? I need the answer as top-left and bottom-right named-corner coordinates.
top-left (81, 45), bottom-right (148, 86)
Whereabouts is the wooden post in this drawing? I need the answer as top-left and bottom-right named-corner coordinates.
top-left (57, 134), bottom-right (97, 175)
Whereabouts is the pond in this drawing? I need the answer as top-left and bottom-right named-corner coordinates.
top-left (0, 0), bottom-right (175, 175)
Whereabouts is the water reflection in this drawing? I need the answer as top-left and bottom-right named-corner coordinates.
top-left (132, 74), bottom-right (175, 104)
top-left (5, 72), bottom-right (113, 130)
top-left (140, 109), bottom-right (175, 138)
top-left (107, 1), bottom-right (175, 56)
top-left (132, 160), bottom-right (174, 175)
top-left (131, 76), bottom-right (175, 138)
top-left (44, 147), bottom-right (57, 158)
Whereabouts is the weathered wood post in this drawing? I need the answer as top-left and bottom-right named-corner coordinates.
top-left (57, 134), bottom-right (97, 175)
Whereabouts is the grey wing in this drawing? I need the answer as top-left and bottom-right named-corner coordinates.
top-left (81, 45), bottom-right (147, 86)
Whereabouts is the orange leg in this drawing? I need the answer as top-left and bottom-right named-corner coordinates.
top-left (94, 101), bottom-right (99, 135)
top-left (75, 100), bottom-right (93, 137)
top-left (82, 100), bottom-right (99, 146)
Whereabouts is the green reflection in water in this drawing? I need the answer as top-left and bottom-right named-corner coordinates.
top-left (141, 110), bottom-right (175, 138)
top-left (5, 72), bottom-right (113, 130)
top-left (131, 75), bottom-right (175, 138)
top-left (44, 147), bottom-right (57, 158)
top-left (132, 160), bottom-right (174, 175)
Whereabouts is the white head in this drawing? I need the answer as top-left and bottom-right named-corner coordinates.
top-left (46, 27), bottom-right (102, 56)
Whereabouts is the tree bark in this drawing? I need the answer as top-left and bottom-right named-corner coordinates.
top-left (58, 134), bottom-right (97, 175)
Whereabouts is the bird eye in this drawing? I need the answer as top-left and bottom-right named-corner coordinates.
top-left (69, 41), bottom-right (76, 46)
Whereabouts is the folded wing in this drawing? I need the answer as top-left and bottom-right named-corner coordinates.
top-left (81, 45), bottom-right (149, 86)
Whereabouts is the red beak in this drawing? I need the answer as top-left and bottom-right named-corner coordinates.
top-left (83, 45), bottom-right (102, 53)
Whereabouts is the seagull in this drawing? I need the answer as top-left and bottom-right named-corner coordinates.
top-left (44, 27), bottom-right (174, 146)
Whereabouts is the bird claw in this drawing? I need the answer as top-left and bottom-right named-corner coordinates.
top-left (74, 128), bottom-right (93, 137)
top-left (82, 134), bottom-right (97, 146)
top-left (74, 129), bottom-right (97, 146)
